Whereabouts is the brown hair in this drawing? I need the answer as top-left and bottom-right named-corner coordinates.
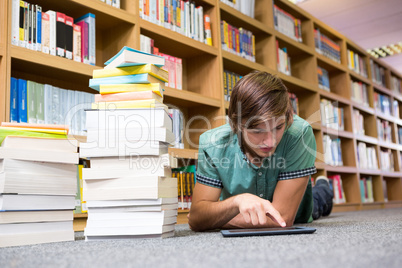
top-left (228, 71), bottom-right (294, 132)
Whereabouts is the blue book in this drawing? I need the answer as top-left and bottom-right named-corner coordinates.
top-left (10, 77), bottom-right (19, 122)
top-left (104, 46), bottom-right (165, 68)
top-left (36, 5), bottom-right (42, 51)
top-left (89, 73), bottom-right (164, 91)
top-left (18, 79), bottom-right (27, 123)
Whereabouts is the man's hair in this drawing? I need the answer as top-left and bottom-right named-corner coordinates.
top-left (228, 71), bottom-right (294, 132)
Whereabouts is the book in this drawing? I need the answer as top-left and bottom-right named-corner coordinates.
top-left (86, 127), bottom-right (175, 146)
top-left (0, 221), bottom-right (74, 248)
top-left (0, 194), bottom-right (75, 210)
top-left (65, 15), bottom-right (74, 60)
top-left (55, 12), bottom-right (66, 57)
top-left (91, 99), bottom-right (168, 110)
top-left (86, 216), bottom-right (177, 228)
top-left (85, 108), bottom-right (173, 131)
top-left (84, 223), bottom-right (175, 236)
top-left (88, 153), bottom-right (177, 169)
top-left (89, 73), bottom-right (166, 91)
top-left (75, 20), bottom-right (89, 64)
top-left (99, 83), bottom-right (164, 96)
top-left (17, 78), bottom-right (27, 123)
top-left (0, 210), bottom-right (73, 224)
top-left (10, 77), bottom-right (19, 123)
top-left (94, 90), bottom-right (163, 103)
top-left (74, 13), bottom-right (95, 65)
top-left (73, 24), bottom-right (81, 62)
top-left (79, 141), bottom-right (169, 158)
top-left (104, 46), bottom-right (165, 69)
top-left (93, 64), bottom-right (168, 82)
top-left (45, 10), bottom-right (56, 56)
top-left (86, 197), bottom-right (178, 208)
top-left (41, 12), bottom-right (50, 53)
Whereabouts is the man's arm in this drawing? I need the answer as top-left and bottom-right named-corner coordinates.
top-left (222, 176), bottom-right (310, 229)
top-left (188, 183), bottom-right (286, 232)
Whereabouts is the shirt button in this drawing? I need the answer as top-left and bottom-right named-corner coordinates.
top-left (259, 194), bottom-right (263, 197)
top-left (258, 172), bottom-right (262, 176)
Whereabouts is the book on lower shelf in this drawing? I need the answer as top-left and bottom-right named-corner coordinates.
top-left (320, 98), bottom-right (344, 131)
top-left (357, 142), bottom-right (378, 170)
top-left (172, 165), bottom-right (196, 210)
top-left (81, 48), bottom-right (179, 240)
top-left (360, 176), bottom-right (374, 203)
top-left (0, 124), bottom-right (78, 248)
top-left (328, 174), bottom-right (346, 204)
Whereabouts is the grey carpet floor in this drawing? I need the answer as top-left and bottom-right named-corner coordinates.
top-left (1, 207), bottom-right (402, 268)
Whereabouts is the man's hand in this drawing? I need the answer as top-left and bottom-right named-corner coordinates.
top-left (233, 193), bottom-right (286, 227)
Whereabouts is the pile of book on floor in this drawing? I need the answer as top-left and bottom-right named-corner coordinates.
top-left (80, 46), bottom-right (179, 240)
top-left (0, 123), bottom-right (79, 248)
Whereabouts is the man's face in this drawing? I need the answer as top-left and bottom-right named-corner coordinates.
top-left (241, 117), bottom-right (287, 159)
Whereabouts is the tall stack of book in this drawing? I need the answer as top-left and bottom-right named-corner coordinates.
top-left (0, 123), bottom-right (78, 248)
top-left (79, 47), bottom-right (178, 240)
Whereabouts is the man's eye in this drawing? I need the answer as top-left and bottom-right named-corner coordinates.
top-left (276, 125), bottom-right (284, 130)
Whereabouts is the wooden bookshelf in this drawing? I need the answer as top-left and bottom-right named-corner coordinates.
top-left (2, 0), bottom-right (402, 230)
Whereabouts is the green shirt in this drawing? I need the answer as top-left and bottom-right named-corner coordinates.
top-left (196, 115), bottom-right (317, 223)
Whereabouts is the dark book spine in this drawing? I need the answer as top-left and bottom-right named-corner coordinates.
top-left (56, 12), bottom-right (66, 57)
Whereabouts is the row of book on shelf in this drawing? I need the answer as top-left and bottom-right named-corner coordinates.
top-left (347, 49), bottom-right (368, 78)
top-left (350, 80), bottom-right (369, 106)
top-left (139, 0), bottom-right (212, 46)
top-left (11, 0), bottom-right (96, 65)
top-left (223, 70), bottom-right (242, 102)
top-left (9, 77), bottom-right (94, 136)
top-left (220, 0), bottom-right (255, 18)
top-left (140, 34), bottom-right (183, 90)
top-left (276, 41), bottom-right (291, 76)
top-left (314, 28), bottom-right (341, 64)
top-left (320, 98), bottom-right (345, 131)
top-left (370, 59), bottom-right (386, 87)
top-left (317, 66), bottom-right (330, 91)
top-left (221, 20), bottom-right (256, 62)
top-left (98, 0), bottom-right (121, 8)
top-left (273, 3), bottom-right (303, 43)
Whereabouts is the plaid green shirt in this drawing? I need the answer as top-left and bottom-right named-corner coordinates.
top-left (196, 115), bottom-right (317, 223)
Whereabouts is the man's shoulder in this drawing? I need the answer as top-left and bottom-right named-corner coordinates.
top-left (199, 124), bottom-right (236, 150)
top-left (287, 115), bottom-right (313, 137)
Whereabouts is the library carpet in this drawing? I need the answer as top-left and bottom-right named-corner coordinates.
top-left (1, 207), bottom-right (402, 268)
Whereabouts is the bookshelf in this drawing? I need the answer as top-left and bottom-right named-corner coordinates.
top-left (2, 0), bottom-right (402, 228)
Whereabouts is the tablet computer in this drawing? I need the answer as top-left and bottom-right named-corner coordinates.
top-left (220, 227), bottom-right (316, 237)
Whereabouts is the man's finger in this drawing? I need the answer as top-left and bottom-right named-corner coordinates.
top-left (265, 205), bottom-right (286, 227)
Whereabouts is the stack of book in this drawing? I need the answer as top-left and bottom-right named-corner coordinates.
top-left (0, 123), bottom-right (79, 248)
top-left (80, 47), bottom-right (179, 240)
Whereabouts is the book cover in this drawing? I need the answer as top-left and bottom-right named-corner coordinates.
top-left (94, 90), bottom-right (163, 103)
top-left (36, 83), bottom-right (45, 124)
top-left (104, 46), bottom-right (165, 69)
top-left (11, 0), bottom-right (20, 46)
top-left (93, 64), bottom-right (168, 82)
top-left (99, 83), bottom-right (164, 96)
top-left (91, 99), bottom-right (167, 110)
top-left (19, 1), bottom-right (25, 47)
top-left (35, 5), bottom-right (42, 51)
top-left (75, 21), bottom-right (89, 64)
top-left (26, 80), bottom-right (37, 124)
top-left (89, 73), bottom-right (166, 91)
top-left (17, 79), bottom-right (27, 123)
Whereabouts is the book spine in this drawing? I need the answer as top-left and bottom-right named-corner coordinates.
top-left (56, 12), bottom-right (66, 57)
top-left (41, 12), bottom-right (50, 53)
top-left (65, 16), bottom-right (74, 60)
top-left (36, 5), bottom-right (42, 51)
top-left (27, 81), bottom-right (37, 124)
top-left (36, 83), bottom-right (45, 124)
top-left (73, 24), bottom-right (82, 62)
top-left (47, 10), bottom-right (56, 56)
top-left (18, 79), bottom-right (28, 123)
top-left (10, 77), bottom-right (19, 123)
top-left (11, 0), bottom-right (20, 46)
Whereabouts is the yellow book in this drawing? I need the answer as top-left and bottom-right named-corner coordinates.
top-left (92, 99), bottom-right (168, 110)
top-left (99, 83), bottom-right (164, 97)
top-left (93, 64), bottom-right (168, 82)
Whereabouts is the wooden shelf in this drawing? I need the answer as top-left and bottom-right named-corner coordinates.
top-left (11, 46), bottom-right (99, 78)
top-left (168, 148), bottom-right (198, 159)
top-left (275, 31), bottom-right (315, 56)
top-left (318, 88), bottom-right (351, 105)
top-left (359, 168), bottom-right (382, 175)
top-left (354, 134), bottom-right (378, 145)
top-left (33, 0), bottom-right (136, 28)
top-left (351, 101), bottom-right (374, 115)
top-left (164, 87), bottom-right (221, 108)
top-left (325, 165), bottom-right (358, 174)
top-left (277, 72), bottom-right (317, 94)
top-left (316, 53), bottom-right (347, 73)
top-left (333, 202), bottom-right (361, 212)
top-left (224, 101), bottom-right (230, 110)
top-left (378, 140), bottom-right (400, 150)
top-left (349, 71), bottom-right (371, 85)
top-left (140, 19), bottom-right (218, 58)
top-left (222, 50), bottom-right (273, 75)
top-left (74, 213), bottom-right (88, 218)
top-left (381, 171), bottom-right (402, 178)
top-left (375, 111), bottom-right (396, 122)
top-left (219, 2), bottom-right (273, 35)
top-left (321, 126), bottom-right (354, 139)
top-left (373, 83), bottom-right (391, 95)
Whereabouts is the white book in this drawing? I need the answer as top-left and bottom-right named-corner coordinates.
top-left (85, 231), bottom-right (174, 240)
top-left (86, 197), bottom-right (178, 208)
top-left (87, 208), bottom-right (177, 218)
top-left (84, 223), bottom-right (175, 236)
top-left (86, 216), bottom-right (177, 228)
top-left (83, 176), bottom-right (177, 191)
top-left (83, 165), bottom-right (171, 180)
top-left (0, 221), bottom-right (74, 248)
top-left (85, 108), bottom-right (173, 132)
top-left (88, 153), bottom-right (177, 169)
top-left (0, 210), bottom-right (73, 224)
top-left (0, 194), bottom-right (75, 210)
top-left (46, 10), bottom-right (56, 56)
top-left (0, 158), bottom-right (77, 176)
top-left (11, 0), bottom-right (20, 46)
top-left (87, 204), bottom-right (178, 213)
top-left (41, 11), bottom-right (50, 54)
top-left (197, 6), bottom-right (204, 43)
